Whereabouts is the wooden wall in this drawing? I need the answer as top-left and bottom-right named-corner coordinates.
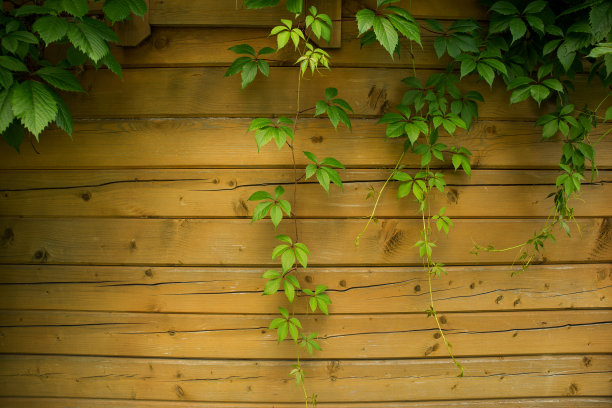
top-left (1, 1), bottom-right (611, 406)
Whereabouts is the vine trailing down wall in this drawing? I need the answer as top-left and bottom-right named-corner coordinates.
top-left (224, 0), bottom-right (612, 406)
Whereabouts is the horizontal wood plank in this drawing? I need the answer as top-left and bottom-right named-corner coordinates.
top-left (0, 264), bottom-right (610, 313)
top-left (4, 397), bottom-right (612, 408)
top-left (107, 25), bottom-right (447, 68)
top-left (0, 355), bottom-right (609, 402)
top-left (0, 310), bottom-right (609, 359)
top-left (0, 218), bottom-right (609, 266)
top-left (64, 68), bottom-right (609, 120)
top-left (148, 0), bottom-right (488, 26)
top-left (1, 119), bottom-right (610, 170)
top-left (0, 170), bottom-right (609, 218)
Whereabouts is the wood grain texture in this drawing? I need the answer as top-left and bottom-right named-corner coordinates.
top-left (0, 218), bottom-right (610, 266)
top-left (0, 169), bottom-right (609, 218)
top-left (5, 397), bottom-right (612, 408)
top-left (0, 264), bottom-right (610, 313)
top-left (1, 119), bottom-right (610, 170)
top-left (106, 25), bottom-right (447, 68)
top-left (64, 67), bottom-right (609, 119)
top-left (0, 310), bottom-right (609, 359)
top-left (148, 0), bottom-right (488, 26)
top-left (0, 355), bottom-right (609, 402)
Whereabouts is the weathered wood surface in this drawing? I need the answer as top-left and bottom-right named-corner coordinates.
top-left (0, 218), bottom-right (609, 265)
top-left (65, 68), bottom-right (609, 120)
top-left (0, 169), bottom-right (609, 218)
top-left (108, 25), bottom-right (447, 68)
top-left (0, 355), bottom-right (609, 402)
top-left (0, 310), bottom-right (609, 359)
top-left (5, 397), bottom-right (612, 408)
top-left (1, 119), bottom-right (610, 170)
top-left (147, 0), bottom-right (488, 27)
top-left (0, 265), bottom-right (610, 313)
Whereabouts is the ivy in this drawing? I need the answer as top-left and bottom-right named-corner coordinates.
top-left (0, 0), bottom-right (146, 150)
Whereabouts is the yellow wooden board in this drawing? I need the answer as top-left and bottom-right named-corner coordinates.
top-left (64, 68), bottom-right (609, 120)
top-left (0, 218), bottom-right (609, 265)
top-left (1, 119), bottom-right (610, 169)
top-left (0, 310), bottom-right (609, 359)
top-left (5, 397), bottom-right (612, 408)
top-left (0, 169), bottom-right (609, 218)
top-left (0, 355), bottom-right (609, 402)
top-left (106, 25), bottom-right (448, 68)
top-left (0, 264), bottom-right (609, 313)
top-left (148, 0), bottom-right (488, 26)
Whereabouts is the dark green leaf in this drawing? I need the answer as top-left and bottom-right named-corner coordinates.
top-left (0, 87), bottom-right (14, 134)
top-left (490, 1), bottom-right (519, 15)
top-left (229, 44), bottom-right (256, 56)
top-left (12, 80), bottom-right (57, 138)
top-left (509, 18), bottom-right (527, 43)
top-left (36, 66), bottom-right (85, 92)
top-left (0, 56), bottom-right (28, 72)
top-left (33, 15), bottom-right (69, 44)
top-left (1, 119), bottom-right (25, 152)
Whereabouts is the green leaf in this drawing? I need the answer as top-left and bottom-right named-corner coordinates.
top-left (372, 16), bottom-right (398, 57)
top-left (251, 201), bottom-right (272, 222)
top-left (304, 151), bottom-right (318, 164)
top-left (324, 87), bottom-right (338, 100)
top-left (542, 78), bottom-right (563, 92)
top-left (460, 57), bottom-right (476, 78)
top-left (0, 88), bottom-right (15, 134)
top-left (509, 87), bottom-right (531, 104)
top-left (281, 249), bottom-right (296, 272)
top-left (244, 0), bottom-right (280, 8)
top-left (264, 278), bottom-right (281, 295)
top-left (286, 0), bottom-right (302, 13)
top-left (0, 56), bottom-right (28, 72)
top-left (481, 58), bottom-right (507, 75)
top-left (509, 18), bottom-right (527, 43)
top-left (67, 22), bottom-right (110, 62)
top-left (490, 1), bottom-right (519, 15)
top-left (60, 0), bottom-right (89, 18)
top-left (476, 63), bottom-right (495, 87)
top-left (316, 168), bottom-right (330, 193)
top-left (229, 44), bottom-right (256, 56)
top-left (12, 80), bottom-right (58, 138)
top-left (524, 0), bottom-right (546, 14)
top-left (36, 67), bottom-right (85, 92)
top-left (356, 8), bottom-right (376, 35)
top-left (605, 106), bottom-right (612, 121)
top-left (541, 119), bottom-right (558, 139)
top-left (320, 157), bottom-right (344, 168)
top-left (294, 243), bottom-right (308, 269)
top-left (14, 5), bottom-right (51, 17)
top-left (49, 88), bottom-right (73, 136)
top-left (1, 120), bottom-right (25, 152)
top-left (248, 190), bottom-right (273, 201)
top-left (276, 30), bottom-right (290, 50)
top-left (32, 15), bottom-right (68, 44)
top-left (269, 205), bottom-right (282, 227)
top-left (529, 84), bottom-right (550, 106)
top-left (241, 60), bottom-right (258, 88)
top-left (543, 39), bottom-right (562, 55)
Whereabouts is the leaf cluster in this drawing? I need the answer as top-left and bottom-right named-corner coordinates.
top-left (1, 0), bottom-right (145, 150)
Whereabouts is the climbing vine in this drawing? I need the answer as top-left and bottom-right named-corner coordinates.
top-left (227, 0), bottom-right (611, 405)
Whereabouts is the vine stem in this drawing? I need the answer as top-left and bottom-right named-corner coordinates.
top-left (421, 167), bottom-right (463, 376)
top-left (355, 150), bottom-right (405, 246)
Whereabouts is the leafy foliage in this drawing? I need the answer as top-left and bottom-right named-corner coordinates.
top-left (314, 87), bottom-right (353, 129)
top-left (0, 0), bottom-right (146, 150)
top-left (224, 44), bottom-right (274, 89)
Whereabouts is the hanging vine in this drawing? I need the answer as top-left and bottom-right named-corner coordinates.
top-left (226, 0), bottom-right (611, 404)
